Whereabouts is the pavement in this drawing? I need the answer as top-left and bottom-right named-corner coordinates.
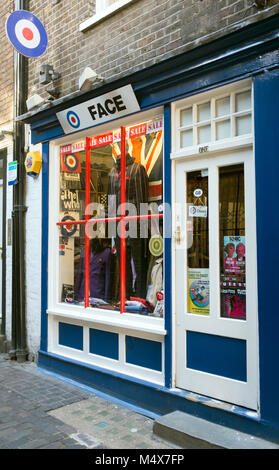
top-left (0, 353), bottom-right (178, 450)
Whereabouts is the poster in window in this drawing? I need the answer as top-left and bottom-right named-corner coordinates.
top-left (223, 236), bottom-right (246, 277)
top-left (59, 212), bottom-right (80, 238)
top-left (220, 282), bottom-right (246, 319)
top-left (187, 268), bottom-right (210, 315)
top-left (221, 236), bottom-right (246, 319)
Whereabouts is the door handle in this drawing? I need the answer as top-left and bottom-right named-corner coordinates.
top-left (175, 226), bottom-right (181, 244)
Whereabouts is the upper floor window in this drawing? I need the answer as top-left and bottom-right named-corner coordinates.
top-left (80, 0), bottom-right (135, 32)
top-left (96, 0), bottom-right (118, 13)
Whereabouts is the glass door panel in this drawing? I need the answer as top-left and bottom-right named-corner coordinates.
top-left (186, 170), bottom-right (210, 316)
top-left (219, 164), bottom-right (246, 320)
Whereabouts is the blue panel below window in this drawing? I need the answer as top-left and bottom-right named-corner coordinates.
top-left (59, 322), bottom-right (83, 351)
top-left (186, 331), bottom-right (247, 382)
top-left (126, 336), bottom-right (162, 372)
top-left (89, 329), bottom-right (119, 360)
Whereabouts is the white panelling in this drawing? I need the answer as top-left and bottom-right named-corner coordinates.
top-left (49, 314), bottom-right (164, 385)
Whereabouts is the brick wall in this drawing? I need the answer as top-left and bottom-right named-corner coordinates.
top-left (27, 0), bottom-right (279, 101)
top-left (0, 3), bottom-right (14, 127)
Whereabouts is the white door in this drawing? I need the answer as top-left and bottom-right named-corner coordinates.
top-left (174, 148), bottom-right (258, 410)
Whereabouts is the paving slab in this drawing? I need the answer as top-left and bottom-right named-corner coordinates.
top-left (48, 397), bottom-right (176, 449)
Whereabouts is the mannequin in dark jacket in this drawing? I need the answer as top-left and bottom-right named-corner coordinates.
top-left (107, 153), bottom-right (149, 299)
top-left (74, 239), bottom-right (112, 302)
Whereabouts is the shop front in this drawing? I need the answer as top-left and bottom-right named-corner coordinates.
top-left (47, 107), bottom-right (167, 387)
top-left (19, 16), bottom-right (279, 441)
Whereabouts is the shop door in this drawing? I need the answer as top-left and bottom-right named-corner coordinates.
top-left (174, 148), bottom-right (258, 410)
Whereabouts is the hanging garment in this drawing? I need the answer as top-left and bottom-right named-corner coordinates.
top-left (107, 153), bottom-right (149, 215)
top-left (146, 257), bottom-right (163, 306)
top-left (74, 247), bottom-right (112, 302)
top-left (107, 154), bottom-right (149, 299)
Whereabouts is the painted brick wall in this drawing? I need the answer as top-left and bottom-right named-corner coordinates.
top-left (27, 0), bottom-right (279, 101)
top-left (25, 141), bottom-right (42, 357)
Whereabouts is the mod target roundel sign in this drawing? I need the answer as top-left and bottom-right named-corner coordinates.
top-left (6, 10), bottom-right (48, 58)
top-left (66, 111), bottom-right (81, 129)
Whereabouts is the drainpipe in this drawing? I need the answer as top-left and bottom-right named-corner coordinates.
top-left (0, 150), bottom-right (7, 351)
top-left (9, 0), bottom-right (28, 362)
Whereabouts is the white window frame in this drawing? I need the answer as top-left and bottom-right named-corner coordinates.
top-left (47, 107), bottom-right (166, 338)
top-left (79, 0), bottom-right (136, 32)
top-left (171, 79), bottom-right (253, 160)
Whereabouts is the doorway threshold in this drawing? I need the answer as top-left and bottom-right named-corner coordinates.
top-left (169, 387), bottom-right (259, 421)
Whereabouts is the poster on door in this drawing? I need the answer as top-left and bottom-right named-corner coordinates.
top-left (220, 281), bottom-right (246, 319)
top-left (221, 236), bottom-right (246, 319)
top-left (187, 268), bottom-right (210, 315)
top-left (223, 236), bottom-right (246, 277)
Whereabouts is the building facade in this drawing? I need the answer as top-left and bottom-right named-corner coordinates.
top-left (3, 0), bottom-right (279, 443)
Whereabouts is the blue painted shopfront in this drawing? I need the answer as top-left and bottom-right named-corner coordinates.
top-left (21, 14), bottom-right (279, 442)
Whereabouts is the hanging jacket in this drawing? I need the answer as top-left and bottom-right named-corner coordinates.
top-left (74, 247), bottom-right (112, 302)
top-left (146, 257), bottom-right (163, 306)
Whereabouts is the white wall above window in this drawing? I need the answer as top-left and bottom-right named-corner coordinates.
top-left (80, 0), bottom-right (135, 32)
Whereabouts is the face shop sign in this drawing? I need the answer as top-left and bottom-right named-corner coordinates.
top-left (57, 85), bottom-right (140, 134)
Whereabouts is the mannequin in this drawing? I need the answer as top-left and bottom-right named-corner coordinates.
top-left (107, 152), bottom-right (149, 299)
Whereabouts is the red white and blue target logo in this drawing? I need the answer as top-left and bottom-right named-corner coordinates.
top-left (66, 111), bottom-right (81, 129)
top-left (63, 153), bottom-right (81, 172)
top-left (6, 10), bottom-right (48, 58)
top-left (61, 215), bottom-right (77, 238)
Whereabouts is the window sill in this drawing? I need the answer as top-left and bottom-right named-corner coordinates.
top-left (79, 0), bottom-right (136, 32)
top-left (47, 306), bottom-right (166, 337)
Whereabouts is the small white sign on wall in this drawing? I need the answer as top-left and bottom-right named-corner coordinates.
top-left (8, 161), bottom-right (18, 186)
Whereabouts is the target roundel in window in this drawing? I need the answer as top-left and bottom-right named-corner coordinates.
top-left (60, 214), bottom-right (78, 238)
top-left (61, 152), bottom-right (81, 173)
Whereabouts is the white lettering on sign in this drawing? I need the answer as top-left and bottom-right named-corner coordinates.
top-left (56, 85), bottom-right (140, 134)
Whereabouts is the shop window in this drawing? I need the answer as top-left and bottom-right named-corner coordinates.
top-left (176, 86), bottom-right (252, 150)
top-left (58, 117), bottom-right (164, 318)
top-left (96, 0), bottom-right (119, 14)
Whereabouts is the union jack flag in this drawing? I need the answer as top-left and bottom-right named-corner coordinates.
top-left (111, 121), bottom-right (163, 201)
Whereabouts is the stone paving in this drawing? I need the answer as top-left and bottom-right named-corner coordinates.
top-left (49, 396), bottom-right (175, 449)
top-left (0, 354), bottom-right (176, 449)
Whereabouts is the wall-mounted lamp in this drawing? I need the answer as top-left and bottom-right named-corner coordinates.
top-left (26, 93), bottom-right (45, 111)
top-left (79, 67), bottom-right (104, 91)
